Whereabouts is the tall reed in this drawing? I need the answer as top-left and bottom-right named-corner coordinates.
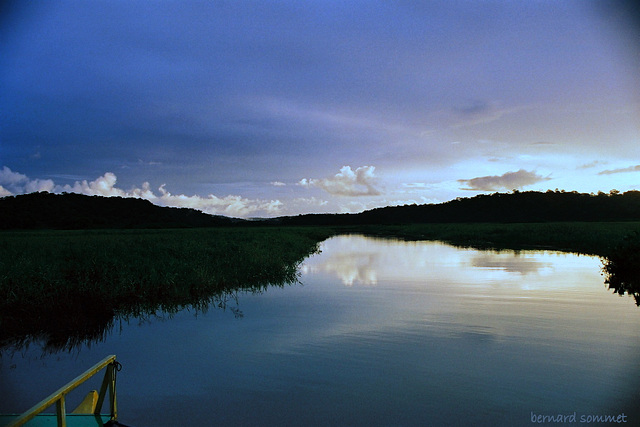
top-left (0, 227), bottom-right (333, 351)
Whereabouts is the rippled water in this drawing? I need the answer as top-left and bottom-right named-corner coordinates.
top-left (1, 235), bottom-right (639, 426)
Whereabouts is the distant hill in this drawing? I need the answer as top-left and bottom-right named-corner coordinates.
top-left (270, 190), bottom-right (640, 226)
top-left (0, 192), bottom-right (243, 229)
top-left (2, 190), bottom-right (640, 230)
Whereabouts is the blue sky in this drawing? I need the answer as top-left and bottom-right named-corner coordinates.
top-left (1, 1), bottom-right (639, 217)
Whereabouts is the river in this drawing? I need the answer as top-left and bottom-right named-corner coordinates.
top-left (1, 235), bottom-right (638, 426)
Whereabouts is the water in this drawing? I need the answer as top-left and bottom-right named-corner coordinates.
top-left (1, 235), bottom-right (639, 426)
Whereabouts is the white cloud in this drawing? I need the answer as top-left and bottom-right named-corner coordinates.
top-left (62, 172), bottom-right (126, 197)
top-left (271, 181), bottom-right (286, 186)
top-left (270, 197), bottom-right (330, 216)
top-left (0, 167), bottom-right (283, 218)
top-left (457, 169), bottom-right (551, 191)
top-left (0, 166), bottom-right (55, 194)
top-left (155, 184), bottom-right (282, 217)
top-left (293, 197), bottom-right (329, 206)
top-left (129, 181), bottom-right (157, 199)
top-left (138, 159), bottom-right (162, 165)
top-left (299, 165), bottom-right (382, 197)
top-left (401, 182), bottom-right (429, 191)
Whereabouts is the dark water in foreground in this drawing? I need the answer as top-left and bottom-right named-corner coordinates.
top-left (1, 235), bottom-right (639, 426)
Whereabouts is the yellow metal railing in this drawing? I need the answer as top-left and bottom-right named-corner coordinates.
top-left (7, 354), bottom-right (119, 427)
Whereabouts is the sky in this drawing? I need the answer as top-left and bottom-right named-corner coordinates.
top-left (1, 0), bottom-right (639, 218)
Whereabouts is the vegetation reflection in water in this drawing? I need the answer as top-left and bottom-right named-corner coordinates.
top-left (602, 231), bottom-right (640, 305)
top-left (1, 224), bottom-right (639, 354)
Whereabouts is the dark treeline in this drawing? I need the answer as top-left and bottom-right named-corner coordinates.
top-left (0, 192), bottom-right (241, 229)
top-left (1, 190), bottom-right (640, 230)
top-left (272, 190), bottom-right (640, 226)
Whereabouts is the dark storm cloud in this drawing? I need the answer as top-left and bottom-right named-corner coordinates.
top-left (1, 1), bottom-right (638, 214)
top-left (1, 2), bottom-right (413, 178)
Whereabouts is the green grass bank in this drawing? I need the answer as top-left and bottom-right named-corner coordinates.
top-left (0, 226), bottom-right (333, 350)
top-left (347, 221), bottom-right (640, 256)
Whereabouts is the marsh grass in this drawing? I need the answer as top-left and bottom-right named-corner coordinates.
top-left (0, 227), bottom-right (332, 351)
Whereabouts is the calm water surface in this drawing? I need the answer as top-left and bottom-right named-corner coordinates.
top-left (1, 235), bottom-right (639, 426)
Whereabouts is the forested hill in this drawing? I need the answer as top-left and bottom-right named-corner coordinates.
top-left (0, 192), bottom-right (242, 229)
top-left (272, 190), bottom-right (640, 226)
top-left (2, 190), bottom-right (640, 230)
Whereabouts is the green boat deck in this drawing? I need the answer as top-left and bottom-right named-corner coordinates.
top-left (0, 414), bottom-right (112, 427)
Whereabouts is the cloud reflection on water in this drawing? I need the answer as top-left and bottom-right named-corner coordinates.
top-left (302, 235), bottom-right (600, 293)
